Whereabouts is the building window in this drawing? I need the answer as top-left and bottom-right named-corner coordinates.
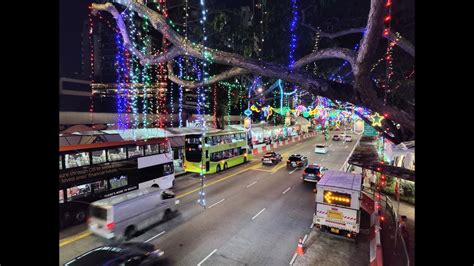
top-left (92, 180), bottom-right (108, 193)
top-left (59, 156), bottom-right (63, 170)
top-left (128, 145), bottom-right (144, 158)
top-left (91, 150), bottom-right (107, 164)
top-left (109, 175), bottom-right (128, 190)
top-left (59, 190), bottom-right (64, 204)
top-left (107, 147), bottom-right (126, 161)
top-left (65, 152), bottom-right (90, 169)
top-left (66, 183), bottom-right (92, 201)
top-left (145, 144), bottom-right (160, 155)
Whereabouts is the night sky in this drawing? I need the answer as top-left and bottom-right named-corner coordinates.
top-left (60, 0), bottom-right (95, 77)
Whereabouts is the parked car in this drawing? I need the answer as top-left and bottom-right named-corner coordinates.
top-left (287, 154), bottom-right (309, 169)
top-left (332, 135), bottom-right (341, 141)
top-left (314, 144), bottom-right (328, 154)
top-left (344, 135), bottom-right (353, 142)
top-left (261, 151), bottom-right (282, 165)
top-left (302, 164), bottom-right (323, 183)
top-left (64, 242), bottom-right (164, 266)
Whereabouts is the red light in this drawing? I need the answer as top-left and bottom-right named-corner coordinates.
top-left (106, 222), bottom-right (115, 230)
top-left (383, 113), bottom-right (388, 118)
top-left (380, 216), bottom-right (385, 221)
top-left (386, 0), bottom-right (391, 7)
top-left (384, 16), bottom-right (391, 22)
top-left (381, 175), bottom-right (386, 180)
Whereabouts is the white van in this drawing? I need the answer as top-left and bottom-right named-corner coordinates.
top-left (315, 144), bottom-right (328, 154)
top-left (88, 187), bottom-right (179, 240)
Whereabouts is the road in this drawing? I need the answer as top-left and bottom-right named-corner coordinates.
top-left (59, 132), bottom-right (364, 265)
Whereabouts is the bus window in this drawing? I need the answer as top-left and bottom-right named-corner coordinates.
top-left (67, 183), bottom-right (92, 201)
top-left (108, 147), bottom-right (126, 161)
top-left (240, 148), bottom-right (247, 155)
top-left (127, 145), bottom-right (144, 158)
top-left (92, 180), bottom-right (108, 193)
top-left (109, 175), bottom-right (128, 190)
top-left (65, 152), bottom-right (90, 168)
top-left (59, 190), bottom-right (64, 204)
top-left (145, 144), bottom-right (160, 155)
top-left (59, 155), bottom-right (63, 170)
top-left (160, 143), bottom-right (169, 154)
top-left (233, 148), bottom-right (239, 156)
top-left (163, 163), bottom-right (173, 175)
top-left (91, 150), bottom-right (106, 164)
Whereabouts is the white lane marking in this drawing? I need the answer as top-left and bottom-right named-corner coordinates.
top-left (252, 208), bottom-right (266, 220)
top-left (289, 253), bottom-right (298, 265)
top-left (246, 181), bottom-right (258, 188)
top-left (302, 234), bottom-right (308, 244)
top-left (345, 146), bottom-right (349, 149)
top-left (144, 231), bottom-right (166, 243)
top-left (321, 158), bottom-right (325, 162)
top-left (197, 249), bottom-right (218, 266)
top-left (282, 187), bottom-right (291, 194)
top-left (310, 223), bottom-right (314, 229)
top-left (289, 169), bottom-right (297, 175)
top-left (208, 198), bottom-right (225, 209)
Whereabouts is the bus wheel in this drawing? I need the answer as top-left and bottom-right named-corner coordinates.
top-left (75, 211), bottom-right (86, 223)
top-left (243, 157), bottom-right (247, 163)
top-left (216, 165), bottom-right (221, 173)
top-left (125, 225), bottom-right (136, 240)
top-left (224, 163), bottom-right (228, 171)
top-left (151, 184), bottom-right (159, 188)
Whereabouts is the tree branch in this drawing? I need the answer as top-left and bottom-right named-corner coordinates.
top-left (91, 2), bottom-right (182, 65)
top-left (92, 0), bottom-right (414, 137)
top-left (167, 61), bottom-right (249, 89)
top-left (294, 48), bottom-right (357, 70)
top-left (300, 6), bottom-right (414, 57)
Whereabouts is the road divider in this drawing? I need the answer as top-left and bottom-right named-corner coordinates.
top-left (208, 198), bottom-right (225, 209)
top-left (144, 231), bottom-right (166, 243)
top-left (197, 248), bottom-right (218, 266)
top-left (246, 181), bottom-right (257, 188)
top-left (282, 187), bottom-right (291, 194)
top-left (252, 208), bottom-right (266, 220)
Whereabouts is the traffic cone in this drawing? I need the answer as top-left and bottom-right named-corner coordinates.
top-left (296, 238), bottom-right (304, 255)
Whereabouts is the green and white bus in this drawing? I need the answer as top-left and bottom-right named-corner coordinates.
top-left (184, 129), bottom-right (252, 174)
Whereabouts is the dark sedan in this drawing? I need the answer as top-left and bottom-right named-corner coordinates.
top-left (64, 242), bottom-right (164, 266)
top-left (286, 154), bottom-right (309, 169)
top-left (302, 164), bottom-right (324, 183)
top-left (261, 151), bottom-right (282, 165)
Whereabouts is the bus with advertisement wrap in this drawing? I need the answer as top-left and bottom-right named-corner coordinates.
top-left (184, 129), bottom-right (252, 174)
top-left (59, 138), bottom-right (174, 229)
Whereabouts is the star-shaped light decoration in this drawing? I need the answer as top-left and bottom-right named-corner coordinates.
top-left (370, 112), bottom-right (384, 127)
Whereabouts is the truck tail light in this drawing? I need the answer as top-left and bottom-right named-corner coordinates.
top-left (106, 222), bottom-right (115, 230)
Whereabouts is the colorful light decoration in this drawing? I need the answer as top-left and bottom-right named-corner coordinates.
top-left (370, 112), bottom-right (385, 127)
top-left (288, 0), bottom-right (298, 69)
top-left (88, 10), bottom-right (95, 127)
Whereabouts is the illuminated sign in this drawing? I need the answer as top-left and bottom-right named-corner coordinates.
top-left (323, 191), bottom-right (351, 207)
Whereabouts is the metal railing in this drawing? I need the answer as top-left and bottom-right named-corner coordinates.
top-left (362, 187), bottom-right (410, 266)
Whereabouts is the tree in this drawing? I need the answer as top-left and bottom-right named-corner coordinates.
top-left (92, 0), bottom-right (414, 143)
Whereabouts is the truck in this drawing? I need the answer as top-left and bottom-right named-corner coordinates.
top-left (313, 170), bottom-right (362, 240)
top-left (88, 187), bottom-right (179, 241)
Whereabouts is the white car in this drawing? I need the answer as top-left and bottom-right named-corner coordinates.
top-left (315, 144), bottom-right (328, 154)
top-left (344, 135), bottom-right (353, 142)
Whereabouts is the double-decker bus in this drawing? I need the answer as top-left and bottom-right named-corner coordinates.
top-left (59, 138), bottom-right (174, 229)
top-left (184, 129), bottom-right (252, 174)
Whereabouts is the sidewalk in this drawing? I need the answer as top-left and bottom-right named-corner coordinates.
top-left (381, 196), bottom-right (414, 266)
top-left (293, 229), bottom-right (370, 266)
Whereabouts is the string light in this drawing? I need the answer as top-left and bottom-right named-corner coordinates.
top-left (288, 0), bottom-right (298, 69)
top-left (177, 56), bottom-right (184, 128)
top-left (214, 83), bottom-right (217, 128)
top-left (88, 9), bottom-right (95, 127)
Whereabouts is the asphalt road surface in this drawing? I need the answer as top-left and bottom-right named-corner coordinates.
top-left (59, 133), bottom-right (363, 265)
